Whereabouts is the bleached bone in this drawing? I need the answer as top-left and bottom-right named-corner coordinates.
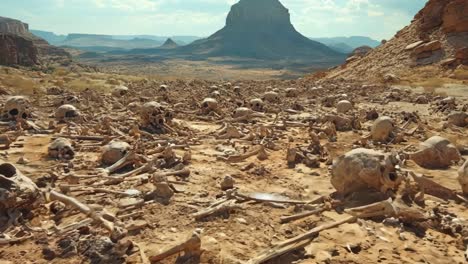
top-left (153, 167), bottom-right (191, 179)
top-left (262, 91), bottom-right (279, 103)
top-left (48, 137), bottom-right (74, 160)
top-left (249, 198), bottom-right (426, 264)
top-left (55, 104), bottom-right (80, 122)
top-left (201, 98), bottom-right (219, 114)
top-left (370, 116), bottom-right (394, 142)
top-left (193, 199), bottom-right (240, 220)
top-left (409, 136), bottom-right (461, 169)
top-left (248, 98), bottom-right (264, 112)
top-left (48, 190), bottom-right (127, 241)
top-left (459, 160), bottom-right (468, 195)
top-left (149, 229), bottom-right (202, 263)
top-left (101, 151), bottom-right (138, 175)
top-left (2, 96), bottom-right (32, 120)
top-left (331, 148), bottom-right (401, 196)
top-left (101, 141), bottom-right (131, 165)
top-left (111, 85), bottom-right (129, 97)
top-left (219, 145), bottom-right (267, 163)
top-left (0, 163), bottom-right (41, 210)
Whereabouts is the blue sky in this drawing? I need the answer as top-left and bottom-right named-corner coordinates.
top-left (1, 0), bottom-right (427, 39)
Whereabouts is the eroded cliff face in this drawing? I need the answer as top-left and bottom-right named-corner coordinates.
top-left (0, 34), bottom-right (38, 66)
top-left (0, 17), bottom-right (30, 36)
top-left (0, 16), bottom-right (71, 66)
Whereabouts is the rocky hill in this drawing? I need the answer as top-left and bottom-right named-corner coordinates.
top-left (324, 0), bottom-right (468, 82)
top-left (160, 38), bottom-right (178, 49)
top-left (178, 0), bottom-right (344, 61)
top-left (0, 16), bottom-right (70, 66)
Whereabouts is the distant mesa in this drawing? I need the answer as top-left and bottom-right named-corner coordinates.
top-left (174, 0), bottom-right (344, 61)
top-left (160, 38), bottom-right (178, 49)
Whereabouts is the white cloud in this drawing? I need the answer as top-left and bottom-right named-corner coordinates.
top-left (92, 0), bottom-right (159, 11)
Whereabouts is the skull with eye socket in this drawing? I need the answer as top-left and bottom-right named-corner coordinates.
top-left (248, 98), bottom-right (264, 112)
top-left (140, 101), bottom-right (167, 131)
top-left (331, 148), bottom-right (402, 196)
top-left (2, 96), bottom-right (32, 120)
top-left (262, 91), bottom-right (280, 103)
top-left (200, 98), bottom-right (219, 115)
top-left (55, 104), bottom-right (80, 123)
top-left (111, 85), bottom-right (129, 97)
top-left (48, 137), bottom-right (75, 160)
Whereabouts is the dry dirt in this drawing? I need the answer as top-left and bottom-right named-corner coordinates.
top-left (0, 65), bottom-right (467, 264)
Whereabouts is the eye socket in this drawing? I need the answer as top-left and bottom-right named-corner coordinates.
top-left (9, 109), bottom-right (19, 116)
top-left (388, 172), bottom-right (397, 181)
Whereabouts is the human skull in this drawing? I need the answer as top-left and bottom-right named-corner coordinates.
top-left (101, 141), bottom-right (131, 165)
top-left (262, 91), bottom-right (280, 103)
top-left (2, 96), bottom-right (32, 120)
top-left (159, 84), bottom-right (169, 92)
top-left (55, 104), bottom-right (80, 122)
top-left (248, 98), bottom-right (264, 112)
top-left (233, 86), bottom-right (241, 94)
top-left (331, 148), bottom-right (401, 195)
top-left (336, 100), bottom-right (353, 114)
top-left (233, 107), bottom-right (253, 118)
top-left (48, 138), bottom-right (75, 160)
top-left (285, 88), bottom-right (298, 97)
top-left (201, 98), bottom-right (218, 114)
top-left (410, 136), bottom-right (461, 169)
top-left (458, 160), bottom-right (468, 195)
top-left (111, 85), bottom-right (129, 97)
top-left (0, 162), bottom-right (41, 210)
top-left (140, 101), bottom-right (166, 129)
top-left (211, 91), bottom-right (221, 98)
top-left (370, 116), bottom-right (394, 142)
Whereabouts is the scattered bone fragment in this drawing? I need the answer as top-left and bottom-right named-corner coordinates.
top-left (458, 160), bottom-right (468, 195)
top-left (149, 229), bottom-right (202, 263)
top-left (409, 136), bottom-right (461, 169)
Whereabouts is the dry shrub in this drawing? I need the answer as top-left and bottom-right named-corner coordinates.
top-left (53, 67), bottom-right (69, 77)
top-left (452, 66), bottom-right (468, 80)
top-left (0, 73), bottom-right (38, 95)
top-left (67, 78), bottom-right (109, 92)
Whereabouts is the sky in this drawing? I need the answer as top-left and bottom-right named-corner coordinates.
top-left (1, 0), bottom-right (428, 40)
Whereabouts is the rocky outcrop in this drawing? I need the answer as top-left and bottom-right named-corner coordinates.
top-left (179, 0), bottom-right (344, 61)
top-left (324, 0), bottom-right (468, 82)
top-left (0, 16), bottom-right (70, 66)
top-left (0, 34), bottom-right (38, 66)
top-left (0, 17), bottom-right (29, 36)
